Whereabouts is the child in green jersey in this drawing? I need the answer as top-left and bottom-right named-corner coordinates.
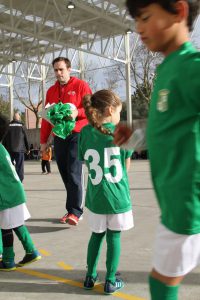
top-left (114, 1), bottom-right (200, 300)
top-left (78, 90), bottom-right (134, 295)
top-left (0, 114), bottom-right (41, 271)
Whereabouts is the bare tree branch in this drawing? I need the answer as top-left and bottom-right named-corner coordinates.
top-left (14, 82), bottom-right (42, 128)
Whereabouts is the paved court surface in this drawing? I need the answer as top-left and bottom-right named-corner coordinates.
top-left (0, 160), bottom-right (199, 300)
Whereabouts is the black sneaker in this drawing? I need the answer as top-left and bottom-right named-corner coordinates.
top-left (18, 250), bottom-right (41, 266)
top-left (0, 260), bottom-right (16, 271)
top-left (104, 278), bottom-right (124, 295)
top-left (83, 274), bottom-right (98, 289)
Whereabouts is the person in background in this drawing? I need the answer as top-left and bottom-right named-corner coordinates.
top-left (40, 57), bottom-right (92, 226)
top-left (29, 143), bottom-right (34, 160)
top-left (114, 1), bottom-right (200, 299)
top-left (2, 111), bottom-right (30, 182)
top-left (41, 145), bottom-right (52, 174)
top-left (0, 113), bottom-right (41, 271)
top-left (79, 90), bottom-right (134, 295)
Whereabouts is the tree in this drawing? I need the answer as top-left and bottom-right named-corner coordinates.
top-left (80, 59), bottom-right (99, 92)
top-left (120, 101), bottom-right (128, 122)
top-left (129, 44), bottom-right (160, 104)
top-left (104, 42), bottom-right (162, 119)
top-left (131, 83), bottom-right (149, 119)
top-left (14, 80), bottom-right (43, 128)
top-left (0, 95), bottom-right (9, 118)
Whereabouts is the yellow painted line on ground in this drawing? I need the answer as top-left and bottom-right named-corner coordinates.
top-left (57, 261), bottom-right (73, 270)
top-left (16, 268), bottom-right (146, 300)
top-left (38, 249), bottom-right (51, 256)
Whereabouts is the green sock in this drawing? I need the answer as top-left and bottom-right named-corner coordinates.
top-left (3, 246), bottom-right (15, 262)
top-left (149, 276), bottom-right (179, 300)
top-left (106, 229), bottom-right (121, 283)
top-left (13, 225), bottom-right (35, 253)
top-left (2, 229), bottom-right (15, 262)
top-left (0, 230), bottom-right (3, 255)
top-left (87, 231), bottom-right (105, 278)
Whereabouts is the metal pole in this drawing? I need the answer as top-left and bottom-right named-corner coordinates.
top-left (79, 48), bottom-right (85, 80)
top-left (125, 32), bottom-right (132, 127)
top-left (8, 62), bottom-right (14, 121)
top-left (41, 62), bottom-right (46, 109)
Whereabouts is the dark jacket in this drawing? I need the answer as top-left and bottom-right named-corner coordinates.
top-left (2, 120), bottom-right (29, 153)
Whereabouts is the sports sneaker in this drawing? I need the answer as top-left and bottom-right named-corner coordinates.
top-left (79, 215), bottom-right (83, 221)
top-left (104, 278), bottom-right (124, 295)
top-left (83, 274), bottom-right (99, 289)
top-left (0, 260), bottom-right (16, 271)
top-left (18, 250), bottom-right (41, 266)
top-left (60, 213), bottom-right (69, 224)
top-left (67, 213), bottom-right (79, 226)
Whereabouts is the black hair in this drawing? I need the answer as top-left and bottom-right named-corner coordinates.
top-left (52, 57), bottom-right (71, 68)
top-left (0, 114), bottom-right (9, 142)
top-left (126, 0), bottom-right (200, 30)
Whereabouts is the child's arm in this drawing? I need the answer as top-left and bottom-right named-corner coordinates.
top-left (125, 157), bottom-right (131, 172)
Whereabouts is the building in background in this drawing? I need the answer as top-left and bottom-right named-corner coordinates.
top-left (25, 104), bottom-right (42, 129)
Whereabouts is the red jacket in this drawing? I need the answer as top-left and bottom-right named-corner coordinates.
top-left (40, 77), bottom-right (92, 144)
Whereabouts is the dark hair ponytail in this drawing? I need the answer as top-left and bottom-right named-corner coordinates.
top-left (83, 89), bottom-right (121, 136)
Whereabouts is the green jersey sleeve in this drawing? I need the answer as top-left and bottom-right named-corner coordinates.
top-left (125, 149), bottom-right (133, 159)
top-left (0, 144), bottom-right (26, 211)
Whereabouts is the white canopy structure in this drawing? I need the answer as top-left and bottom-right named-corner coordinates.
top-left (0, 0), bottom-right (199, 122)
top-left (0, 0), bottom-right (135, 65)
top-left (0, 0), bottom-right (136, 122)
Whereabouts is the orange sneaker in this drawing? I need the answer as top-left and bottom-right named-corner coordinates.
top-left (67, 214), bottom-right (79, 226)
top-left (60, 213), bottom-right (69, 224)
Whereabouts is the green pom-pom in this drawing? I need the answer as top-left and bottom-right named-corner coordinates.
top-left (47, 103), bottom-right (76, 139)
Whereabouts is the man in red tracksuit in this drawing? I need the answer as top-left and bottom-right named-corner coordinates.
top-left (40, 57), bottom-right (92, 226)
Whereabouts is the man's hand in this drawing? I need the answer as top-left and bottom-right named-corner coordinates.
top-left (113, 124), bottom-right (133, 146)
top-left (70, 108), bottom-right (78, 120)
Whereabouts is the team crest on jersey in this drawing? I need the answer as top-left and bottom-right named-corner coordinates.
top-left (68, 91), bottom-right (76, 95)
top-left (157, 89), bottom-right (169, 112)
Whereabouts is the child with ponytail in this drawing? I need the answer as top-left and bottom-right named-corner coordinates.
top-left (78, 89), bottom-right (134, 294)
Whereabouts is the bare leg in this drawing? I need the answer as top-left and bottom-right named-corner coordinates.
top-left (151, 268), bottom-right (184, 285)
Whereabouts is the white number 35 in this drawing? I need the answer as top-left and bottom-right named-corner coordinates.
top-left (84, 147), bottom-right (123, 185)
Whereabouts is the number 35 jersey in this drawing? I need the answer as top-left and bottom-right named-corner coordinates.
top-left (78, 123), bottom-right (133, 214)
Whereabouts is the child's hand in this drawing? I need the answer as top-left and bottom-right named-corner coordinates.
top-left (113, 123), bottom-right (133, 146)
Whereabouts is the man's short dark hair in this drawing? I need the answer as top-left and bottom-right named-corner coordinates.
top-left (52, 57), bottom-right (71, 68)
top-left (0, 114), bottom-right (9, 142)
top-left (126, 0), bottom-right (200, 31)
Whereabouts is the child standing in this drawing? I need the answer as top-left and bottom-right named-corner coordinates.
top-left (114, 1), bottom-right (200, 299)
top-left (0, 114), bottom-right (41, 271)
top-left (79, 90), bottom-right (134, 294)
top-left (41, 145), bottom-right (52, 174)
